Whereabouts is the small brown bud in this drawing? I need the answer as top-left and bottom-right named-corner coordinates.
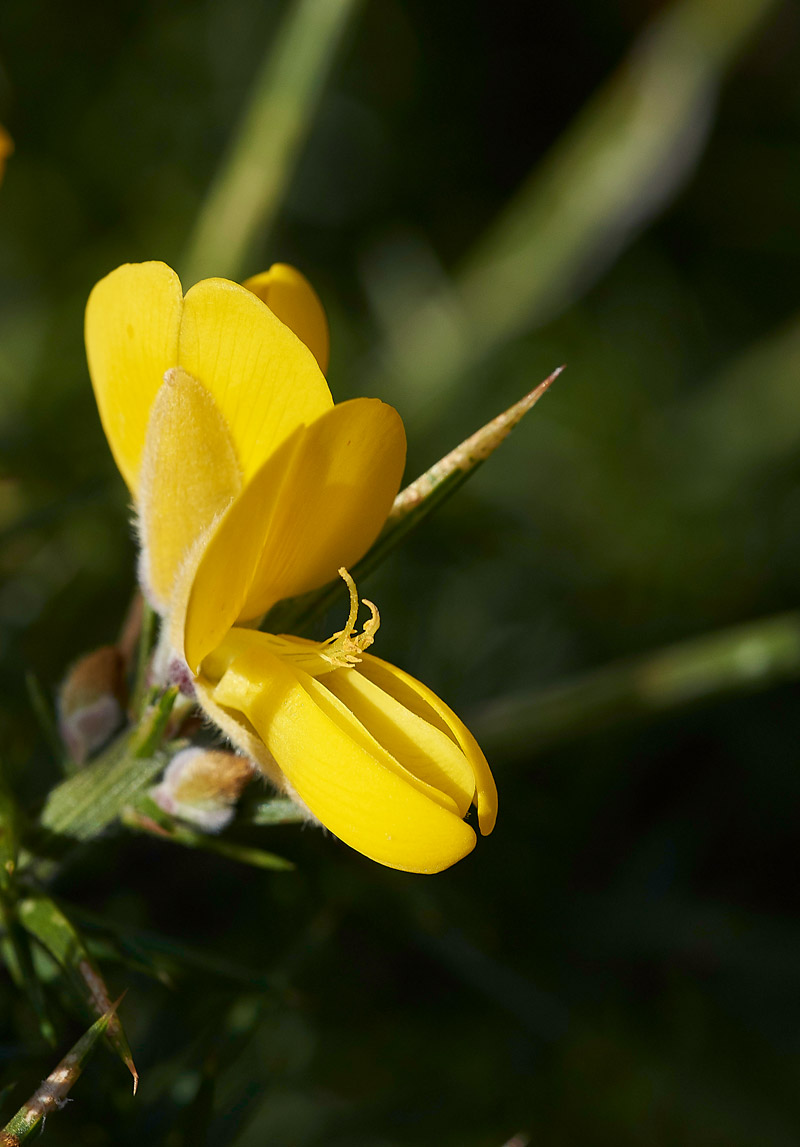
top-left (58, 646), bottom-right (125, 764)
top-left (0, 125), bottom-right (13, 184)
top-left (151, 748), bottom-right (255, 833)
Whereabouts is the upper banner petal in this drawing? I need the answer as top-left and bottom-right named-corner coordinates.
top-left (178, 277), bottom-right (333, 483)
top-left (85, 262), bottom-right (183, 493)
top-left (243, 264), bottom-right (330, 374)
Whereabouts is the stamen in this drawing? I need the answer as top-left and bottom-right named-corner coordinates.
top-left (338, 567), bottom-right (360, 641)
top-left (319, 567), bottom-right (381, 669)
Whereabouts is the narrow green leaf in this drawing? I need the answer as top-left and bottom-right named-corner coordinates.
top-left (386, 367), bottom-right (561, 525)
top-left (128, 686), bottom-right (180, 757)
top-left (18, 893), bottom-right (138, 1093)
top-left (78, 933), bottom-right (170, 987)
top-left (24, 673), bottom-right (65, 770)
top-left (131, 597), bottom-right (157, 718)
top-left (0, 761), bottom-right (20, 891)
top-left (241, 797), bottom-right (306, 826)
top-left (38, 688), bottom-right (178, 842)
top-left (366, 0), bottom-right (780, 425)
top-left (474, 610), bottom-right (800, 760)
top-left (122, 799), bottom-right (294, 872)
top-left (182, 0), bottom-right (363, 283)
top-left (0, 774), bottom-right (54, 1042)
top-left (0, 1003), bottom-right (118, 1144)
top-left (668, 312), bottom-right (800, 503)
top-left (265, 369), bottom-right (560, 635)
top-left (0, 896), bottom-right (56, 1046)
top-left (67, 902), bottom-right (279, 991)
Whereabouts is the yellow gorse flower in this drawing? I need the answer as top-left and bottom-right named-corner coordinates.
top-left (85, 261), bottom-right (497, 873)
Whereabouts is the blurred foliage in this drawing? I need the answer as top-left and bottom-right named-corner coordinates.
top-left (2, 0), bottom-right (800, 1142)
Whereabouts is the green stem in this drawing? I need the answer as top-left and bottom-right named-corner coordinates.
top-left (132, 599), bottom-right (157, 717)
top-left (1, 1006), bottom-right (116, 1143)
top-left (0, 893), bottom-right (56, 1045)
top-left (474, 610), bottom-right (800, 759)
top-left (181, 0), bottom-right (362, 284)
top-left (24, 672), bottom-right (66, 771)
top-left (367, 0), bottom-right (779, 425)
top-left (121, 804), bottom-right (295, 872)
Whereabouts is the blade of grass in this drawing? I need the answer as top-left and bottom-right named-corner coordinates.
top-left (131, 599), bottom-right (157, 718)
top-left (0, 761), bottom-right (20, 890)
top-left (474, 610), bottom-right (800, 760)
top-left (24, 673), bottom-right (65, 770)
top-left (0, 1004), bottom-right (119, 1145)
top-left (666, 310), bottom-right (800, 503)
top-left (66, 903), bottom-right (280, 991)
top-left (182, 0), bottom-right (363, 284)
top-left (0, 767), bottom-right (53, 1042)
top-left (365, 0), bottom-right (779, 425)
top-left (121, 799), bottom-right (294, 872)
top-left (386, 367), bottom-right (561, 524)
top-left (264, 369), bottom-right (560, 635)
top-left (0, 895), bottom-right (56, 1046)
top-left (18, 893), bottom-right (138, 1093)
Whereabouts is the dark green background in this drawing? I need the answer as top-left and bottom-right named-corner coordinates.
top-left (1, 1), bottom-right (800, 1143)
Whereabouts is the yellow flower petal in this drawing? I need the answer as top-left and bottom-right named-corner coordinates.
top-left (322, 665), bottom-right (476, 815)
top-left (138, 368), bottom-right (241, 611)
top-left (243, 264), bottom-right (330, 375)
top-left (85, 262), bottom-right (183, 494)
top-left (181, 428), bottom-right (304, 671)
top-left (357, 654), bottom-right (498, 835)
top-left (182, 398), bottom-right (406, 671)
top-left (205, 634), bottom-right (477, 873)
top-left (240, 397), bottom-right (406, 615)
top-left (177, 277), bottom-right (333, 483)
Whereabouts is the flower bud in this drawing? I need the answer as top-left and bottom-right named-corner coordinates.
top-left (0, 125), bottom-right (13, 184)
top-left (58, 646), bottom-right (125, 764)
top-left (151, 748), bottom-right (255, 833)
